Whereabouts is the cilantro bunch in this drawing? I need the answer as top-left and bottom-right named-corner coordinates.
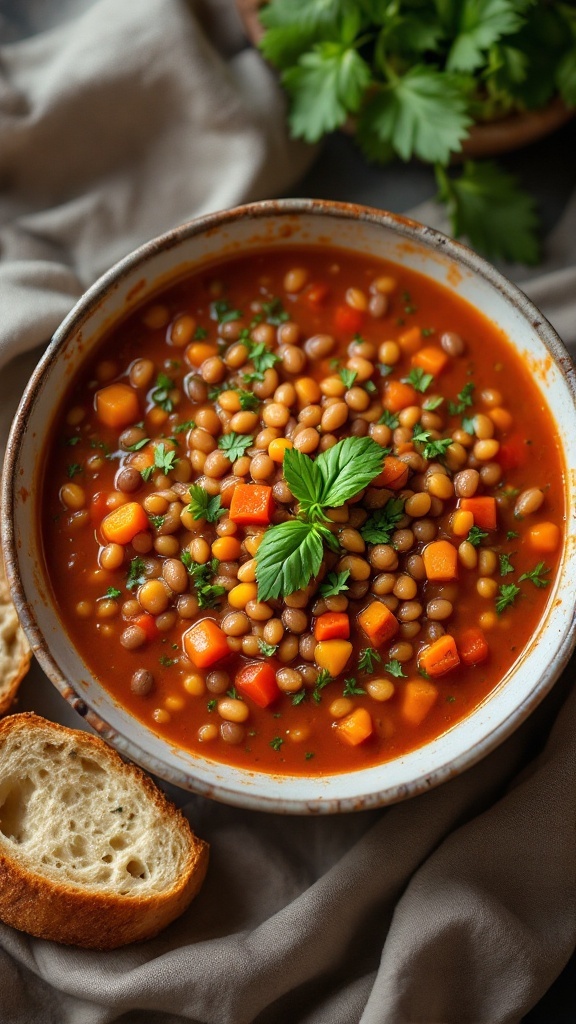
top-left (258, 0), bottom-right (576, 263)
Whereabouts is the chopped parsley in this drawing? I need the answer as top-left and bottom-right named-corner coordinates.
top-left (150, 373), bottom-right (175, 413)
top-left (159, 655), bottom-right (177, 668)
top-left (404, 367), bottom-right (433, 393)
top-left (360, 497), bottom-right (405, 546)
top-left (126, 557), bottom-right (146, 591)
top-left (210, 299), bottom-right (243, 324)
top-left (343, 677), bottom-right (366, 697)
top-left (466, 526), bottom-right (489, 547)
top-left (193, 326), bottom-right (208, 340)
top-left (65, 436), bottom-right (81, 446)
top-left (187, 485), bottom-right (225, 523)
top-left (152, 442), bottom-right (177, 475)
top-left (448, 381), bottom-right (475, 416)
top-left (67, 463), bottom-right (82, 479)
top-left (357, 647), bottom-right (381, 674)
top-left (218, 432), bottom-right (253, 462)
top-left (318, 570), bottom-right (350, 599)
top-left (339, 367), bottom-right (357, 389)
top-left (496, 582), bottom-right (521, 615)
top-left (270, 736), bottom-right (284, 752)
top-left (422, 395), bottom-right (443, 411)
top-left (207, 699), bottom-right (217, 713)
top-left (148, 514), bottom-right (165, 530)
top-left (181, 554), bottom-right (225, 609)
top-left (126, 436), bottom-right (151, 450)
top-left (378, 408), bottom-right (399, 429)
top-left (103, 587), bottom-right (122, 600)
top-left (383, 659), bottom-right (406, 678)
top-left (261, 297), bottom-right (290, 324)
top-left (312, 669), bottom-right (333, 704)
top-left (499, 552), bottom-right (515, 576)
top-left (519, 562), bottom-right (551, 588)
top-left (173, 420), bottom-right (196, 435)
top-left (258, 640), bottom-right (278, 657)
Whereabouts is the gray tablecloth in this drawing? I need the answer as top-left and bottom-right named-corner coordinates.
top-left (0, 2), bottom-right (574, 1022)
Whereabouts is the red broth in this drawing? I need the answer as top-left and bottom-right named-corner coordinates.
top-left (41, 248), bottom-right (565, 775)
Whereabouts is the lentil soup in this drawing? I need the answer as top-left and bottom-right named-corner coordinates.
top-left (42, 248), bottom-right (565, 775)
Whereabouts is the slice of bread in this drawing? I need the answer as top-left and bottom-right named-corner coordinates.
top-left (0, 714), bottom-right (208, 948)
top-left (0, 556), bottom-right (30, 715)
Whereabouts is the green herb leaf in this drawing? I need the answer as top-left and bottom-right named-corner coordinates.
top-left (151, 373), bottom-right (175, 413)
top-left (436, 160), bottom-right (540, 265)
top-left (261, 297), bottom-right (290, 325)
top-left (496, 582), bottom-right (521, 614)
top-left (153, 442), bottom-right (177, 475)
top-left (422, 436), bottom-right (453, 461)
top-left (67, 463), bottom-right (82, 479)
top-left (270, 736), bottom-right (284, 752)
top-left (499, 552), bottom-right (515, 576)
top-left (193, 326), bottom-right (208, 340)
top-left (256, 519), bottom-right (325, 602)
top-left (378, 409), bottom-right (399, 429)
top-left (467, 526), bottom-right (489, 547)
top-left (149, 514), bottom-right (165, 530)
top-left (423, 395), bottom-right (444, 411)
top-left (319, 570), bottom-right (350, 598)
top-left (315, 436), bottom-right (386, 508)
top-left (312, 668), bottom-right (333, 704)
top-left (126, 557), bottom-right (146, 591)
top-left (357, 647), bottom-right (381, 673)
top-left (448, 381), bottom-right (475, 416)
top-left (404, 367), bottom-right (434, 393)
top-left (518, 561), bottom-right (551, 588)
top-left (207, 698), bottom-right (217, 712)
top-left (127, 436), bottom-right (151, 450)
top-left (187, 485), bottom-right (225, 523)
top-left (218, 432), bottom-right (253, 463)
top-left (361, 497), bottom-right (405, 545)
top-left (383, 659), bottom-right (406, 678)
top-left (283, 41), bottom-right (373, 143)
top-left (447, 0), bottom-right (528, 73)
top-left (181, 555), bottom-right (225, 609)
top-left (258, 639), bottom-right (278, 657)
top-left (243, 341), bottom-right (281, 380)
top-left (159, 655), bottom-right (177, 668)
top-left (211, 300), bottom-right (243, 324)
top-left (236, 389), bottom-right (260, 411)
top-left (103, 587), bottom-right (122, 600)
top-left (173, 420), bottom-right (196, 435)
top-left (343, 677), bottom-right (366, 696)
top-left (339, 367), bottom-right (358, 389)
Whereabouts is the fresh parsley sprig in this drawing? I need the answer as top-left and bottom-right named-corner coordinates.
top-left (360, 497), bottom-right (405, 546)
top-left (255, 437), bottom-right (386, 601)
top-left (218, 432), bottom-right (253, 462)
top-left (187, 485), bottom-right (225, 523)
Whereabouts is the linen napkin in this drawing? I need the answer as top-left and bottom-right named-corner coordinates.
top-left (0, 2), bottom-right (574, 1023)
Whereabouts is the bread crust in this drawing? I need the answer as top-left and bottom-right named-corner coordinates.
top-left (0, 714), bottom-right (209, 948)
top-left (0, 556), bottom-right (31, 715)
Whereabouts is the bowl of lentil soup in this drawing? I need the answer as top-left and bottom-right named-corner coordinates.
top-left (3, 200), bottom-right (576, 813)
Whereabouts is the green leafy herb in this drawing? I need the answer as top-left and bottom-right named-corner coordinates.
top-left (422, 436), bottom-right (453, 462)
top-left (258, 639), bottom-right (278, 657)
top-left (149, 514), bottom-right (165, 530)
top-left (518, 561), bottom-right (551, 588)
top-left (377, 363), bottom-right (393, 378)
top-left (423, 395), bottom-right (444, 411)
top-left (127, 436), bottom-right (151, 450)
top-left (339, 367), bottom-right (357, 389)
top-left (343, 677), bottom-right (366, 697)
top-left (357, 647), bottom-right (381, 674)
top-left (243, 339), bottom-right (281, 381)
top-left (152, 442), bottom-right (177, 475)
top-left (384, 659), bottom-right (406, 679)
top-left (236, 389), bottom-right (260, 411)
top-left (467, 526), bottom-right (489, 547)
top-left (126, 557), bottom-right (146, 591)
top-left (270, 736), bottom-right (284, 752)
top-left (319, 570), bottom-right (350, 599)
top-left (67, 463), bottom-right (82, 479)
top-left (193, 326), bottom-right (208, 340)
top-left (291, 690), bottom-right (307, 706)
top-left (506, 529), bottom-right (519, 540)
top-left (402, 290), bottom-right (417, 314)
top-left (499, 552), bottom-right (515, 576)
top-left (378, 408), bottom-right (399, 429)
top-left (207, 699), bottom-right (217, 713)
top-left (261, 297), bottom-right (290, 324)
top-left (159, 655), bottom-right (176, 668)
top-left (404, 367), bottom-right (434, 393)
top-left (151, 373), bottom-right (175, 413)
top-left (304, 751), bottom-right (315, 760)
top-left (65, 436), bottom-right (81, 446)
top-left (448, 381), bottom-right (475, 416)
top-left (103, 587), bottom-right (122, 600)
top-left (496, 582), bottom-right (521, 614)
top-left (360, 497), bottom-right (405, 546)
top-left (312, 668), bottom-right (333, 704)
top-left (226, 687), bottom-right (240, 700)
top-left (140, 466), bottom-right (154, 483)
top-left (181, 554), bottom-right (225, 609)
top-left (364, 379), bottom-right (378, 394)
top-left (173, 420), bottom-right (196, 435)
top-left (187, 485), bottom-right (225, 523)
top-left (211, 300), bottom-right (243, 324)
top-left (218, 432), bottom-right (253, 462)
top-left (256, 437), bottom-right (386, 601)
top-left (461, 415), bottom-right (476, 435)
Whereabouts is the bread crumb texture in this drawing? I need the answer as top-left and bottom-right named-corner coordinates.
top-left (0, 715), bottom-right (208, 947)
top-left (0, 557), bottom-right (30, 714)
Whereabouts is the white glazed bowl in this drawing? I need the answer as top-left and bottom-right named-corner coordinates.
top-left (3, 200), bottom-right (576, 813)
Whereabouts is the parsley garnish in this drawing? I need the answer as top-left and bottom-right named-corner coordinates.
top-left (193, 326), bottom-right (208, 340)
top-left (226, 687), bottom-right (240, 700)
top-left (127, 437), bottom-right (150, 450)
top-left (422, 437), bottom-right (452, 461)
top-left (360, 497), bottom-right (405, 546)
top-left (65, 436), bottom-right (81, 446)
top-left (187, 485), bottom-right (225, 523)
top-left (181, 554), bottom-right (226, 609)
top-left (258, 640), bottom-right (278, 657)
top-left (499, 552), bottom-right (515, 576)
top-left (151, 373), bottom-right (175, 413)
top-left (318, 570), bottom-right (350, 599)
top-left (243, 339), bottom-right (281, 381)
top-left (422, 395), bottom-right (443, 411)
top-left (496, 582), bottom-right (521, 614)
top-left (270, 736), bottom-right (284, 752)
top-left (207, 699), bottom-right (217, 713)
top-left (255, 437), bottom-right (386, 601)
top-left (159, 655), bottom-right (176, 668)
top-left (149, 514), bottom-right (165, 530)
top-left (448, 381), bottom-right (475, 416)
top-left (103, 587), bottom-right (121, 600)
top-left (291, 690), bottom-right (307, 706)
top-left (343, 677), bottom-right (366, 697)
top-left (518, 562), bottom-right (551, 588)
top-left (467, 526), bottom-right (489, 547)
top-left (211, 299), bottom-right (243, 324)
top-left (383, 659), bottom-right (406, 679)
top-left (378, 409), bottom-right (399, 429)
top-left (218, 432), bottom-right (253, 462)
top-left (67, 463), bottom-right (82, 479)
top-left (404, 367), bottom-right (433, 393)
top-left (304, 751), bottom-right (315, 761)
top-left (152, 442), bottom-right (177, 475)
top-left (261, 297), bottom-right (290, 324)
top-left (357, 648), bottom-right (381, 674)
top-left (506, 530), bottom-right (519, 540)
top-left (236, 389), bottom-right (260, 411)
top-left (312, 669), bottom-right (333, 704)
top-left (339, 367), bottom-right (357, 389)
top-left (173, 420), bottom-right (196, 434)
top-left (126, 557), bottom-right (146, 591)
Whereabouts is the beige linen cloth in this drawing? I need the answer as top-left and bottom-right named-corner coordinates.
top-left (0, 2), bottom-right (575, 1022)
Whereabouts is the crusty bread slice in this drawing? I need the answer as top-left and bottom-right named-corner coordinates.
top-left (0, 714), bottom-right (208, 948)
top-left (0, 556), bottom-right (30, 715)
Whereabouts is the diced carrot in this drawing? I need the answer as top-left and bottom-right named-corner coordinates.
top-left (134, 613), bottom-right (159, 643)
top-left (305, 282), bottom-right (330, 307)
top-left (527, 521), bottom-right (560, 553)
top-left (314, 612), bottom-right (350, 642)
top-left (315, 639), bottom-right (353, 677)
top-left (383, 380), bottom-right (418, 412)
top-left (418, 634), bottom-right (460, 678)
top-left (185, 342), bottom-right (218, 368)
top-left (423, 539), bottom-right (458, 581)
top-left (229, 484), bottom-right (274, 526)
top-left (400, 680), bottom-right (439, 726)
top-left (497, 433), bottom-right (528, 471)
top-left (358, 601), bottom-right (399, 646)
top-left (95, 383), bottom-right (140, 429)
top-left (335, 707), bottom-right (373, 746)
top-left (183, 619), bottom-right (230, 669)
top-left (372, 455), bottom-right (409, 490)
top-left (334, 304), bottom-right (364, 335)
top-left (459, 496), bottom-right (497, 530)
top-left (101, 502), bottom-right (149, 544)
top-left (235, 661), bottom-right (280, 709)
top-left (411, 345), bottom-right (449, 376)
top-left (397, 326), bottom-right (422, 354)
top-left (459, 626), bottom-right (489, 666)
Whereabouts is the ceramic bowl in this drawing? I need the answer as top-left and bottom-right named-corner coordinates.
top-left (3, 199), bottom-right (576, 813)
